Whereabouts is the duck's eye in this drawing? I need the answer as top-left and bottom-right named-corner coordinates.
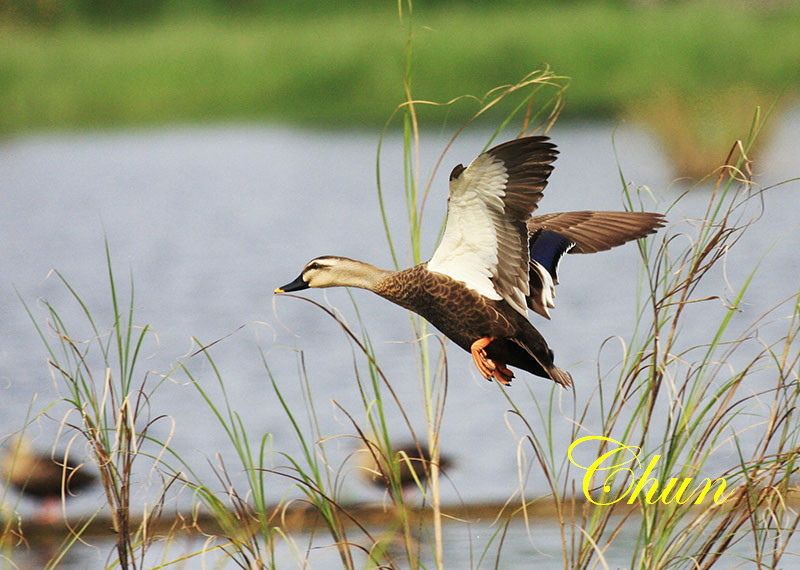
top-left (308, 262), bottom-right (321, 271)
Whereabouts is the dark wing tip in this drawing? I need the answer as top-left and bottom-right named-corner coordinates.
top-left (449, 163), bottom-right (466, 181)
top-left (486, 135), bottom-right (559, 166)
top-left (484, 136), bottom-right (560, 219)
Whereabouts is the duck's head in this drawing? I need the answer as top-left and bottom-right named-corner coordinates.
top-left (275, 256), bottom-right (382, 293)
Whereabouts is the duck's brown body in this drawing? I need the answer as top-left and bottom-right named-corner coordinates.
top-left (373, 264), bottom-right (558, 382)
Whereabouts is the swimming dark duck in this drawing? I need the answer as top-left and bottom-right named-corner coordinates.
top-left (276, 136), bottom-right (665, 387)
top-left (1, 436), bottom-right (96, 522)
top-left (358, 440), bottom-right (453, 492)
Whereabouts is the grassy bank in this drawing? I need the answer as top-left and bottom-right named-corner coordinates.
top-left (2, 2), bottom-right (799, 173)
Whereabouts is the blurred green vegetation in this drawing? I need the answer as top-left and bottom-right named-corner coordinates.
top-left (2, 1), bottom-right (798, 174)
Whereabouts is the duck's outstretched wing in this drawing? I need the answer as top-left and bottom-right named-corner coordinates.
top-left (427, 136), bottom-right (559, 316)
top-left (526, 211), bottom-right (666, 318)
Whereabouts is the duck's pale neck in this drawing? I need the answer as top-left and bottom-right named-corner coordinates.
top-left (323, 259), bottom-right (395, 291)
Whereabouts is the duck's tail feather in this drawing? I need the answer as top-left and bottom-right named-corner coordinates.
top-left (547, 365), bottom-right (573, 388)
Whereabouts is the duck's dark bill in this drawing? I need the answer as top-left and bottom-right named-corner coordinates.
top-left (275, 274), bottom-right (309, 293)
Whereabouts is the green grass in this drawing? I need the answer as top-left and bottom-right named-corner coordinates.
top-left (16, 242), bottom-right (177, 568)
top-left (2, 2), bottom-right (799, 174)
top-left (12, 139), bottom-right (798, 567)
top-left (559, 136), bottom-right (800, 568)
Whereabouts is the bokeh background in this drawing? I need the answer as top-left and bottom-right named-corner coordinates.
top-left (3, 0), bottom-right (799, 175)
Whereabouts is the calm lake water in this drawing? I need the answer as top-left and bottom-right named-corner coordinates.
top-left (1, 113), bottom-right (798, 567)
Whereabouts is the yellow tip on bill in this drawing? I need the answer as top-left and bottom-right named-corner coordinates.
top-left (274, 288), bottom-right (284, 294)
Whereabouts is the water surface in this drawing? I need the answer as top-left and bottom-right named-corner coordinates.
top-left (1, 116), bottom-right (798, 566)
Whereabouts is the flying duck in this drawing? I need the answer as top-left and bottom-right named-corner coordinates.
top-left (276, 136), bottom-right (665, 387)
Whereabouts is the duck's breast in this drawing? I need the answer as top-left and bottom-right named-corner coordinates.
top-left (373, 264), bottom-right (515, 351)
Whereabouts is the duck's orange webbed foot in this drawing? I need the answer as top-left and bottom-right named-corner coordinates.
top-left (470, 337), bottom-right (515, 386)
